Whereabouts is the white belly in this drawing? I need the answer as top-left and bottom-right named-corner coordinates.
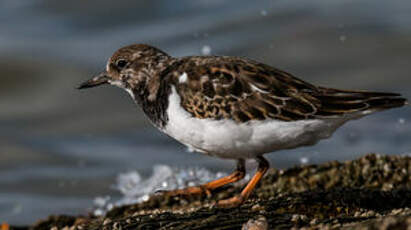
top-left (163, 87), bottom-right (349, 159)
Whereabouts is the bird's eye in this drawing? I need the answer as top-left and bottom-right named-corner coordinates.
top-left (116, 59), bottom-right (128, 69)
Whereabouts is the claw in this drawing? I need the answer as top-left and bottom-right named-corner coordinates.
top-left (199, 185), bottom-right (212, 198)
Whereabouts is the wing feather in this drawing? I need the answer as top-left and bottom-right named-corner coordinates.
top-left (166, 57), bottom-right (407, 122)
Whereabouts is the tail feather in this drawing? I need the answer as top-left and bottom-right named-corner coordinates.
top-left (314, 87), bottom-right (408, 116)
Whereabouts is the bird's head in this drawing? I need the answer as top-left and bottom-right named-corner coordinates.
top-left (78, 44), bottom-right (171, 100)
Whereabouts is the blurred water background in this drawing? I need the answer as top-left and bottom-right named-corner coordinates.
top-left (0, 0), bottom-right (410, 225)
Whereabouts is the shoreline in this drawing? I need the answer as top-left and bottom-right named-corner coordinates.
top-left (13, 154), bottom-right (411, 229)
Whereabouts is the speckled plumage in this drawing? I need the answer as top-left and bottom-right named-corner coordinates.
top-left (165, 56), bottom-right (406, 123)
top-left (78, 44), bottom-right (408, 207)
top-left (83, 44), bottom-right (406, 128)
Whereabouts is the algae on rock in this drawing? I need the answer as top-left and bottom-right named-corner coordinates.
top-left (26, 154), bottom-right (411, 230)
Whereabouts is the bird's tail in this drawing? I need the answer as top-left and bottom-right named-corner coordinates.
top-left (315, 87), bottom-right (408, 116)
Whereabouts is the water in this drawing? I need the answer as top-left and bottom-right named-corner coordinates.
top-left (92, 165), bottom-right (228, 216)
top-left (1, 0), bottom-right (411, 225)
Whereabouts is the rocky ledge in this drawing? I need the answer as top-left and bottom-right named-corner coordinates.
top-left (16, 154), bottom-right (411, 230)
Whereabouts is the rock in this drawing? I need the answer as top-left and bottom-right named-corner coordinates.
top-left (242, 216), bottom-right (268, 230)
top-left (19, 154), bottom-right (411, 230)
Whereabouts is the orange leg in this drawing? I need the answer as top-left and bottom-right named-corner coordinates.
top-left (1, 222), bottom-right (9, 230)
top-left (217, 156), bottom-right (269, 208)
top-left (161, 159), bottom-right (246, 197)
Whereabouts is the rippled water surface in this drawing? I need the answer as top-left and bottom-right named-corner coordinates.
top-left (1, 0), bottom-right (410, 225)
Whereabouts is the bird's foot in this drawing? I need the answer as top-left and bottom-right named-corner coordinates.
top-left (155, 185), bottom-right (212, 198)
top-left (216, 195), bottom-right (244, 208)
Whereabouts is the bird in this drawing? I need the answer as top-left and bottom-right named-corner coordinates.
top-left (78, 44), bottom-right (408, 208)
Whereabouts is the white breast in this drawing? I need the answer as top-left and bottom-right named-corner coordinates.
top-left (163, 86), bottom-right (349, 159)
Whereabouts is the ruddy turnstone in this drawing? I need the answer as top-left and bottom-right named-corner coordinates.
top-left (78, 44), bottom-right (408, 207)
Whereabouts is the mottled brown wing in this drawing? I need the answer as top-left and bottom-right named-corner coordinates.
top-left (170, 57), bottom-right (407, 122)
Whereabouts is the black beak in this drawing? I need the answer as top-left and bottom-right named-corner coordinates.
top-left (77, 72), bottom-right (109, 89)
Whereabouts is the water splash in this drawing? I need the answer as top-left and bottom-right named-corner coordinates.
top-left (93, 165), bottom-right (227, 215)
top-left (299, 157), bottom-right (309, 164)
top-left (201, 45), bottom-right (211, 55)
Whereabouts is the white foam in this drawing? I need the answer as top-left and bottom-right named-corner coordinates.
top-left (93, 165), bottom-right (227, 216)
top-left (201, 45), bottom-right (211, 55)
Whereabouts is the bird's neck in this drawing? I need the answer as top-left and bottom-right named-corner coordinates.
top-left (129, 59), bottom-right (180, 128)
top-left (132, 80), bottom-right (171, 129)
